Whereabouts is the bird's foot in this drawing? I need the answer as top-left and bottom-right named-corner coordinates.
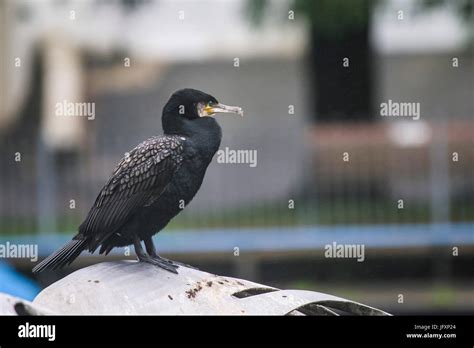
top-left (154, 255), bottom-right (199, 270)
top-left (138, 254), bottom-right (179, 274)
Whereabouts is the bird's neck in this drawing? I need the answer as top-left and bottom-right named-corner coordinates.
top-left (189, 118), bottom-right (222, 159)
top-left (165, 117), bottom-right (222, 157)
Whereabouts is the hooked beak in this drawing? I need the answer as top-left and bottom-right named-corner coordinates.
top-left (204, 103), bottom-right (244, 117)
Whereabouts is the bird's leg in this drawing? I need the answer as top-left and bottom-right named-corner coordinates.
top-left (134, 236), bottom-right (178, 274)
top-left (144, 236), bottom-right (198, 270)
top-left (144, 236), bottom-right (158, 257)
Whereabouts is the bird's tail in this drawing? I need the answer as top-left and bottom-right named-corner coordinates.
top-left (32, 238), bottom-right (87, 273)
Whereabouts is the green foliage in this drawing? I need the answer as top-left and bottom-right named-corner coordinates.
top-left (292, 0), bottom-right (374, 37)
top-left (248, 0), bottom-right (376, 38)
top-left (248, 0), bottom-right (473, 38)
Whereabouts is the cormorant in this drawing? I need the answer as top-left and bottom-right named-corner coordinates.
top-left (33, 89), bottom-right (243, 274)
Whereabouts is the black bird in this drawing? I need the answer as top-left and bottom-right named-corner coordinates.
top-left (33, 89), bottom-right (243, 274)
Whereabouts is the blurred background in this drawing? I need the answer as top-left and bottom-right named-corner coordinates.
top-left (0, 0), bottom-right (473, 313)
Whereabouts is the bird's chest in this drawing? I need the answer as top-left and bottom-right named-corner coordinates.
top-left (168, 148), bottom-right (210, 203)
top-left (148, 144), bottom-right (214, 211)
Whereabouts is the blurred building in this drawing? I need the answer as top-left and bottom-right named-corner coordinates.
top-left (1, 0), bottom-right (472, 231)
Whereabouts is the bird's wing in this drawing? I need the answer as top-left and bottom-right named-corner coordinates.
top-left (78, 135), bottom-right (185, 250)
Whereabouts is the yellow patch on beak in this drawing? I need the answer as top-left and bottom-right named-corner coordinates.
top-left (203, 105), bottom-right (215, 116)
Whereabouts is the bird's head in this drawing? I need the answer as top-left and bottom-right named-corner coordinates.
top-left (162, 88), bottom-right (243, 135)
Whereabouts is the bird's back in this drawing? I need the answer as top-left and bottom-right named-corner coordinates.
top-left (79, 135), bottom-right (186, 251)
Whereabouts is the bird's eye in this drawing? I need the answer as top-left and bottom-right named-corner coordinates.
top-left (207, 101), bottom-right (214, 107)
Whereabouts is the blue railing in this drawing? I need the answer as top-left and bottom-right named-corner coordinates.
top-left (1, 223), bottom-right (473, 255)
